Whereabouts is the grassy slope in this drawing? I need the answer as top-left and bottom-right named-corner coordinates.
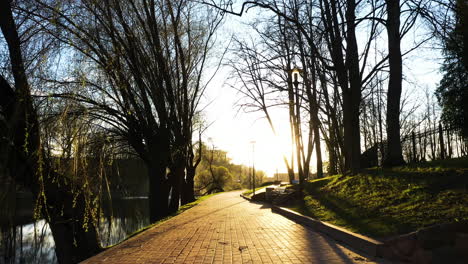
top-left (288, 157), bottom-right (468, 239)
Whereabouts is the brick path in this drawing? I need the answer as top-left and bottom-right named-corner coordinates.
top-left (82, 191), bottom-right (388, 264)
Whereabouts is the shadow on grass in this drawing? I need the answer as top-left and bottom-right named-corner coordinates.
top-left (293, 167), bottom-right (468, 239)
top-left (362, 168), bottom-right (468, 194)
top-left (300, 189), bottom-right (408, 239)
top-left (403, 157), bottom-right (468, 169)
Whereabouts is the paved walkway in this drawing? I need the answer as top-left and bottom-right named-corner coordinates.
top-left (82, 191), bottom-right (387, 264)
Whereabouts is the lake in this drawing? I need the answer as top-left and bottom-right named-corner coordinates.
top-left (0, 196), bottom-right (149, 264)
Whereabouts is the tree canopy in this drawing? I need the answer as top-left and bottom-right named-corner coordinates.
top-left (436, 0), bottom-right (468, 138)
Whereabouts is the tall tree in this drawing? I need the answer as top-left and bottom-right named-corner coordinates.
top-left (31, 0), bottom-right (222, 220)
top-left (208, 0), bottom-right (388, 174)
top-left (435, 0), bottom-right (468, 138)
top-left (383, 0), bottom-right (424, 166)
top-left (0, 1), bottom-right (102, 263)
top-left (383, 0), bottom-right (406, 166)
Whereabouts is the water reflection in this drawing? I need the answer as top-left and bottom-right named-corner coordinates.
top-left (99, 197), bottom-right (149, 247)
top-left (0, 197), bottom-right (149, 264)
top-left (0, 220), bottom-right (56, 264)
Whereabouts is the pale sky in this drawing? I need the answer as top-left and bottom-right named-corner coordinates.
top-left (200, 11), bottom-right (297, 177)
top-left (200, 8), bottom-right (443, 177)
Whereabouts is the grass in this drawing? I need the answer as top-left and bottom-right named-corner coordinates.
top-left (104, 192), bottom-right (220, 248)
top-left (287, 157), bottom-right (468, 239)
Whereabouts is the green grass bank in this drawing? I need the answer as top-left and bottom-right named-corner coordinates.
top-left (287, 157), bottom-right (468, 239)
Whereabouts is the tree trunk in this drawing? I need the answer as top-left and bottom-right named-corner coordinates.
top-left (181, 166), bottom-right (196, 205)
top-left (344, 0), bottom-right (362, 174)
top-left (328, 145), bottom-right (338, 175)
top-left (343, 92), bottom-right (361, 174)
top-left (314, 118), bottom-right (323, 178)
top-left (383, 0), bottom-right (405, 167)
top-left (168, 164), bottom-right (185, 213)
top-left (148, 163), bottom-right (169, 222)
top-left (321, 0), bottom-right (361, 174)
top-left (45, 177), bottom-right (102, 264)
top-left (287, 167), bottom-right (295, 183)
top-left (439, 123), bottom-right (446, 159)
top-left (320, 70), bottom-right (339, 175)
top-left (327, 116), bottom-right (338, 175)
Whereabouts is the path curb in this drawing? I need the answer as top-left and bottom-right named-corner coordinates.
top-left (271, 206), bottom-right (387, 257)
top-left (240, 193), bottom-right (252, 201)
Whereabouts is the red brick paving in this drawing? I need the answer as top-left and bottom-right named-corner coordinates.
top-left (82, 191), bottom-right (388, 263)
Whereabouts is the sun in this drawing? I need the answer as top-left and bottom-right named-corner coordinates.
top-left (246, 121), bottom-right (295, 177)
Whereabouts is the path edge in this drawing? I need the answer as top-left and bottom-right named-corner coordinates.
top-left (270, 205), bottom-right (388, 257)
top-left (239, 193), bottom-right (252, 201)
top-left (239, 192), bottom-right (390, 258)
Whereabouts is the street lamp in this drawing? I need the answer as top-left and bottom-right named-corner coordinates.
top-left (292, 67), bottom-right (301, 88)
top-left (250, 140), bottom-right (256, 196)
top-left (289, 66), bottom-right (304, 190)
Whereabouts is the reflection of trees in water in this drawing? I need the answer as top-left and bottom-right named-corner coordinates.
top-left (0, 220), bottom-right (56, 264)
top-left (99, 198), bottom-right (149, 247)
top-left (0, 198), bottom-right (149, 263)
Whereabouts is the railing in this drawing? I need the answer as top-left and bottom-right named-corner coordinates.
top-left (361, 123), bottom-right (467, 167)
top-left (401, 124), bottom-right (467, 163)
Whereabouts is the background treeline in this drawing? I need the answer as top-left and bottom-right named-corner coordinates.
top-left (194, 142), bottom-right (265, 195)
top-left (207, 0), bottom-right (468, 183)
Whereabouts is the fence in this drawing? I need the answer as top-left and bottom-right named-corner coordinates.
top-left (401, 123), bottom-right (467, 163)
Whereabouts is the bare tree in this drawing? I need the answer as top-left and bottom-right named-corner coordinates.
top-left (28, 0), bottom-right (223, 220)
top-left (206, 0), bottom-right (392, 174)
top-left (227, 35), bottom-right (297, 182)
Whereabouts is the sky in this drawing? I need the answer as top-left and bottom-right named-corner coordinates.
top-left (199, 7), bottom-right (444, 177)
top-left (199, 11), bottom-right (296, 177)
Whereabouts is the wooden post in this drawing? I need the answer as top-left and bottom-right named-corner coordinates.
top-left (439, 123), bottom-right (445, 160)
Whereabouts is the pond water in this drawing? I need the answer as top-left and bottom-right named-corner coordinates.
top-left (0, 197), bottom-right (149, 264)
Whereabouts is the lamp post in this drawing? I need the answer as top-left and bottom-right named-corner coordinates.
top-left (250, 140), bottom-right (256, 196)
top-left (289, 67), bottom-right (305, 196)
top-left (292, 67), bottom-right (300, 88)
